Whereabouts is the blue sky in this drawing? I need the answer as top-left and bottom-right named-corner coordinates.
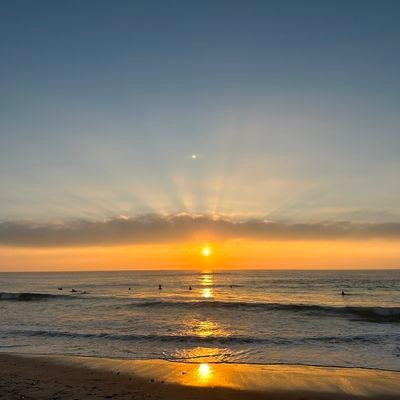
top-left (1, 0), bottom-right (400, 224)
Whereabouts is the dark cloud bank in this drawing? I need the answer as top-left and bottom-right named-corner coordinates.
top-left (1, 215), bottom-right (400, 247)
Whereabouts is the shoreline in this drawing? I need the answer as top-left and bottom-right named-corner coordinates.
top-left (0, 353), bottom-right (399, 399)
top-left (5, 350), bottom-right (400, 374)
top-left (58, 353), bottom-right (400, 373)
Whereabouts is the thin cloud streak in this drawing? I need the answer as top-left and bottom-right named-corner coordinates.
top-left (1, 215), bottom-right (400, 247)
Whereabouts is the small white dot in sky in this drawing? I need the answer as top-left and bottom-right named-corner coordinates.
top-left (191, 154), bottom-right (197, 159)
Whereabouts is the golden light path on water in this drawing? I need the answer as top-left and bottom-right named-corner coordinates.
top-left (172, 272), bottom-right (229, 364)
top-left (201, 287), bottom-right (213, 298)
top-left (201, 273), bottom-right (214, 299)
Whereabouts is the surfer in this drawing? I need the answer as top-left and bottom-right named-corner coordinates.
top-left (158, 284), bottom-right (162, 290)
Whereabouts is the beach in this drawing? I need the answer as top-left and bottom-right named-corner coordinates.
top-left (0, 353), bottom-right (399, 400)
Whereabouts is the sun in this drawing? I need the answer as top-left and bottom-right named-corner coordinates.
top-left (202, 246), bottom-right (211, 257)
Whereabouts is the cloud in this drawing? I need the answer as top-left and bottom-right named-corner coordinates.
top-left (1, 214), bottom-right (400, 247)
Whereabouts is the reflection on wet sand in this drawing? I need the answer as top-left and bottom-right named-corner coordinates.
top-left (197, 363), bottom-right (212, 382)
top-left (42, 354), bottom-right (400, 396)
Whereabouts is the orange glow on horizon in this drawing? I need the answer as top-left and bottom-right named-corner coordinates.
top-left (1, 238), bottom-right (400, 271)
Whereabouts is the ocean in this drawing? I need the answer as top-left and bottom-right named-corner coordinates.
top-left (0, 270), bottom-right (399, 371)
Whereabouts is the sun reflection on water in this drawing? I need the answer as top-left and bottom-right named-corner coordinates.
top-left (202, 287), bottom-right (213, 298)
top-left (198, 320), bottom-right (223, 337)
top-left (201, 273), bottom-right (213, 285)
top-left (181, 318), bottom-right (227, 339)
top-left (201, 274), bottom-right (214, 299)
top-left (172, 347), bottom-right (227, 363)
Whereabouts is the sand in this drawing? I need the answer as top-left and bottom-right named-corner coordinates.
top-left (0, 353), bottom-right (399, 399)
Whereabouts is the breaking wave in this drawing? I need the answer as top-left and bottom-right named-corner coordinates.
top-left (131, 300), bottom-right (400, 323)
top-left (0, 292), bottom-right (72, 301)
top-left (5, 328), bottom-right (397, 346)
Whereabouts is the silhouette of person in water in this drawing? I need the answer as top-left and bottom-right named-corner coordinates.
top-left (189, 286), bottom-right (192, 290)
top-left (158, 284), bottom-right (162, 290)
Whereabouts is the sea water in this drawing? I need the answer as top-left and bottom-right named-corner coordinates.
top-left (0, 270), bottom-right (399, 370)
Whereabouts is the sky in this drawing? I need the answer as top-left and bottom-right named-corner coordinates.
top-left (1, 0), bottom-right (400, 270)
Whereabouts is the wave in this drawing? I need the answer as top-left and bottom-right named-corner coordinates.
top-left (0, 292), bottom-right (72, 301)
top-left (131, 300), bottom-right (400, 323)
top-left (2, 291), bottom-right (398, 322)
top-left (5, 329), bottom-right (396, 346)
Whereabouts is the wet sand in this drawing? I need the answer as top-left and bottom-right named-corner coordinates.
top-left (0, 353), bottom-right (399, 399)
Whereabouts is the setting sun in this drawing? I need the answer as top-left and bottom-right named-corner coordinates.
top-left (202, 246), bottom-right (211, 257)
